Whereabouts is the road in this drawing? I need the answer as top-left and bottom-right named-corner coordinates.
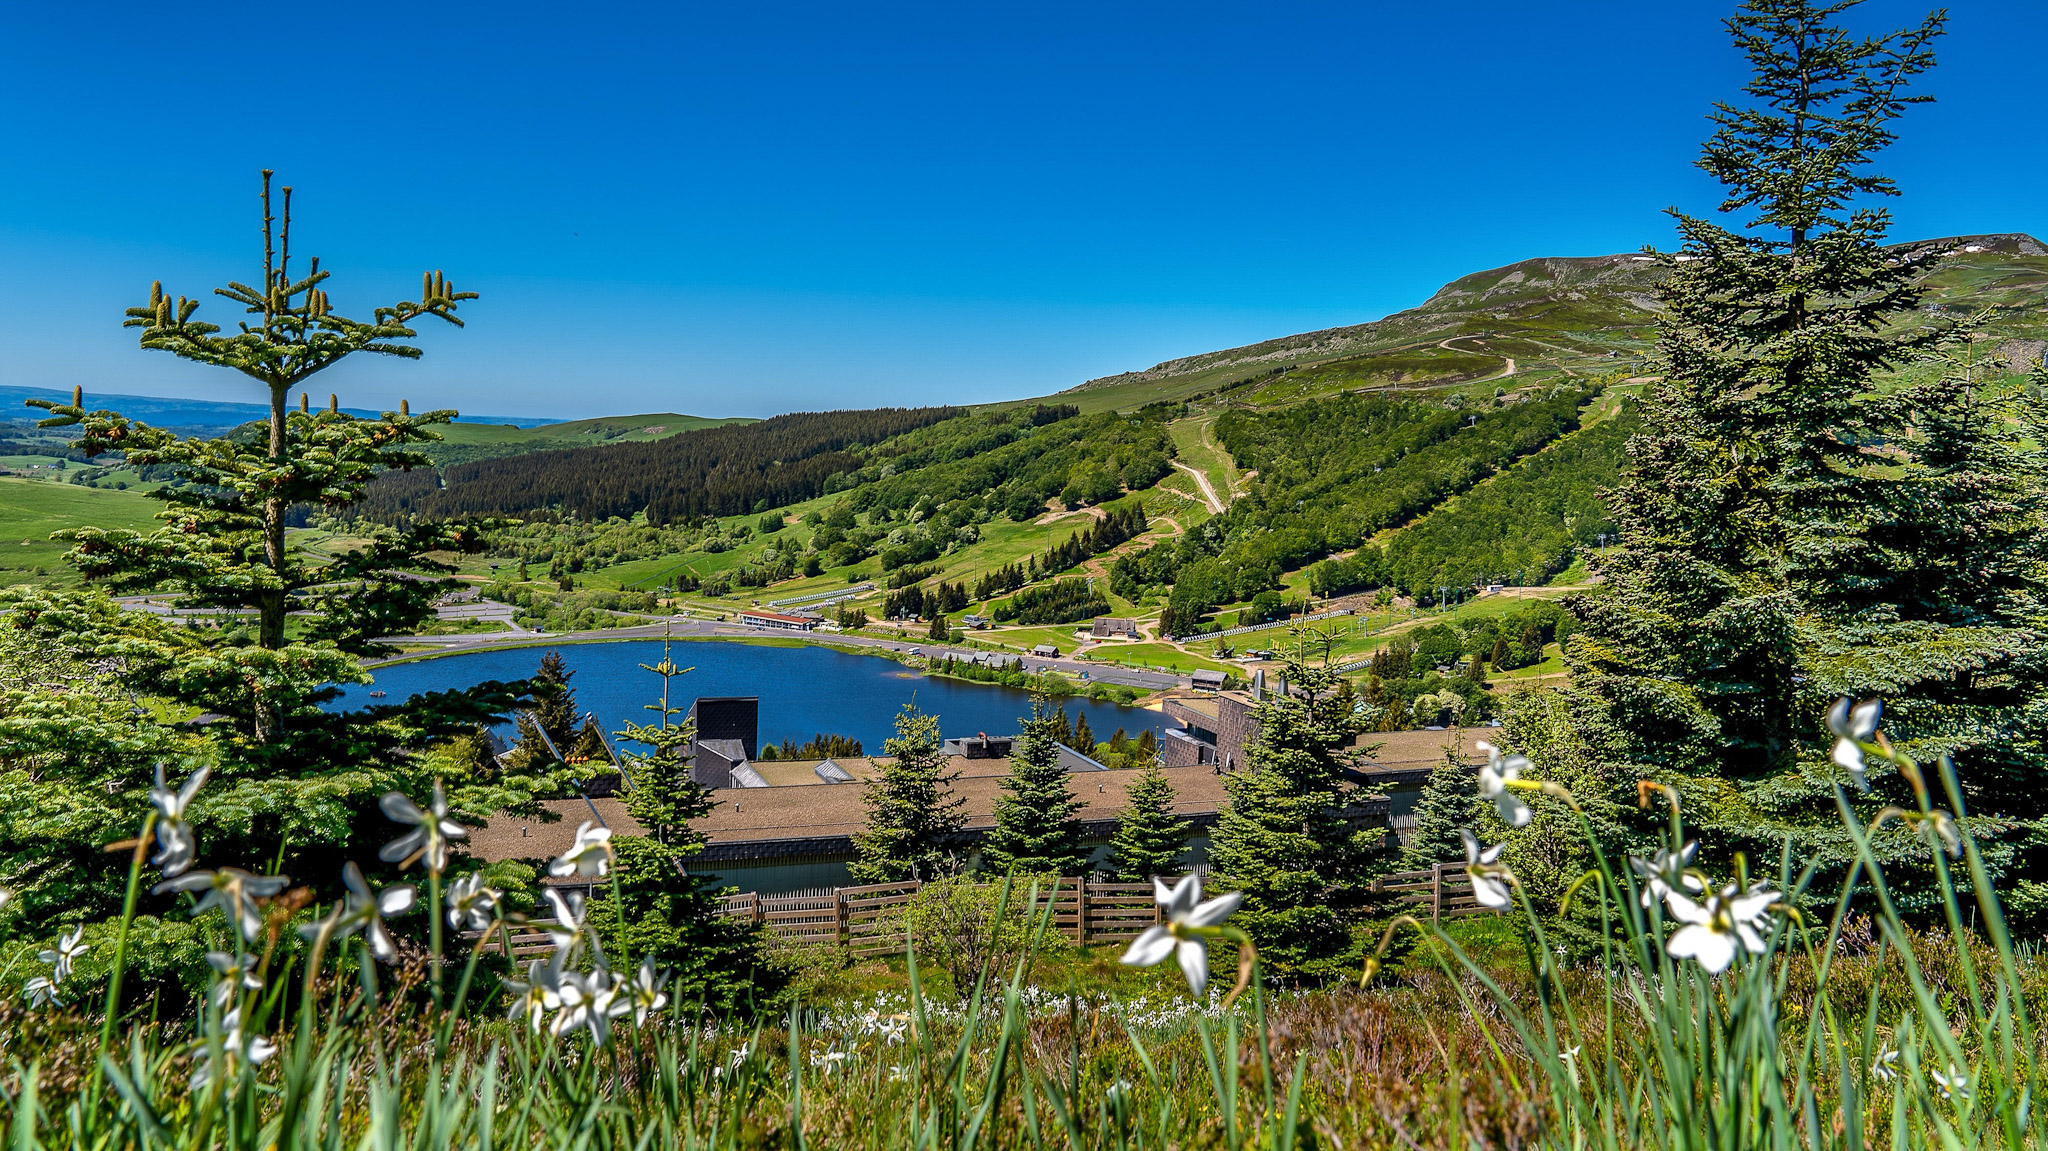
top-left (1170, 460), bottom-right (1227, 515)
top-left (365, 613), bottom-right (1188, 691)
top-left (1438, 335), bottom-right (1517, 381)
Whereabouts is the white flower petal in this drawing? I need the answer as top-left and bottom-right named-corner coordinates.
top-left (1120, 926), bottom-right (1175, 967)
top-left (1667, 924), bottom-right (1735, 973)
top-left (1183, 891), bottom-right (1242, 928)
top-left (1471, 872), bottom-right (1512, 908)
top-left (1175, 938), bottom-right (1210, 996)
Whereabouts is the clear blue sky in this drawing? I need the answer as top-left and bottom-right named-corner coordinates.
top-left (0, 1), bottom-right (2038, 420)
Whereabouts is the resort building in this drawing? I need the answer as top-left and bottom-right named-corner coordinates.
top-left (736, 609), bottom-right (818, 631)
top-left (1090, 617), bottom-right (1139, 639)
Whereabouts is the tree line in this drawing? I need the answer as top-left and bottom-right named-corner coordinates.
top-left (353, 407), bottom-right (963, 524)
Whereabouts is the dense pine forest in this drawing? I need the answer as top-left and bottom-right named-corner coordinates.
top-left (355, 406), bottom-right (963, 523)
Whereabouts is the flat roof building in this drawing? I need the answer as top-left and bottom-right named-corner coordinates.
top-left (737, 609), bottom-right (818, 631)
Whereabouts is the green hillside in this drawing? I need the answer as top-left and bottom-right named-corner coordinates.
top-left (1034, 233), bottom-right (2048, 412)
top-left (0, 475), bottom-right (163, 584)
top-left (423, 411), bottom-right (756, 466)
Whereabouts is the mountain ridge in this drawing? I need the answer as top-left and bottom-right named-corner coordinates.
top-left (1055, 232), bottom-right (2047, 411)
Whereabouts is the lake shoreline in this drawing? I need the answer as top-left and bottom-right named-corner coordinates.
top-left (337, 636), bottom-right (1170, 751)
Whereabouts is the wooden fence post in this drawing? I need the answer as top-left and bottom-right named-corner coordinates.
top-left (1073, 878), bottom-right (1088, 945)
top-left (1432, 864), bottom-right (1444, 923)
top-left (834, 886), bottom-right (848, 946)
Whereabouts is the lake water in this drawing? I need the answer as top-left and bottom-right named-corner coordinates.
top-left (329, 640), bottom-right (1166, 753)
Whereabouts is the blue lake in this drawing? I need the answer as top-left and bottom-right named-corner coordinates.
top-left (329, 640), bottom-right (1166, 752)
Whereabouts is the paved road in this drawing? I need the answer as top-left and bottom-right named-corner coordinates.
top-left (367, 614), bottom-right (1188, 691)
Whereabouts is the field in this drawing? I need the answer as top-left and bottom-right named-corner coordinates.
top-left (422, 411), bottom-right (756, 466)
top-left (0, 476), bottom-right (161, 584)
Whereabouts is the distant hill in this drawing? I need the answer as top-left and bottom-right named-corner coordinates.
top-left (0, 385), bottom-right (754, 467)
top-left (425, 413), bottom-right (758, 466)
top-left (1044, 232), bottom-right (2048, 412)
top-left (0, 384), bottom-right (564, 435)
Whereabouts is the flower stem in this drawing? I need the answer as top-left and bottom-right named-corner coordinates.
top-left (428, 865), bottom-right (444, 1006)
top-left (99, 812), bottom-right (156, 1051)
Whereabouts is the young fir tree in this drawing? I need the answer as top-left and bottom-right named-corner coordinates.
top-left (1070, 710), bottom-right (1096, 754)
top-left (0, 176), bottom-right (561, 961)
top-left (598, 639), bottom-right (772, 1010)
top-left (849, 702), bottom-right (966, 883)
top-left (1109, 760), bottom-right (1193, 882)
top-left (927, 612), bottom-right (947, 642)
top-left (1401, 754), bottom-right (1481, 870)
top-left (1208, 660), bottom-right (1382, 982)
top-left (1561, 2), bottom-right (2048, 906)
top-left (22, 172), bottom-right (485, 741)
top-left (981, 696), bottom-right (1089, 876)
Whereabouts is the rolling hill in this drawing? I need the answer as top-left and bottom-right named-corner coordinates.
top-left (1045, 232), bottom-right (2048, 412)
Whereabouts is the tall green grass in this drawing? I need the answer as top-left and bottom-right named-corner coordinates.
top-left (0, 704), bottom-right (2038, 1148)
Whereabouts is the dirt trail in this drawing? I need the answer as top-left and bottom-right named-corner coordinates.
top-left (1171, 461), bottom-right (1226, 514)
top-left (1438, 334), bottom-right (1517, 381)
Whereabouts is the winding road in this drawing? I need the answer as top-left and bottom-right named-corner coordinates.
top-left (1438, 335), bottom-right (1517, 381)
top-left (1170, 460), bottom-right (1227, 515)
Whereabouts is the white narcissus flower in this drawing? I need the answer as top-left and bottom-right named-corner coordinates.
top-left (1664, 883), bottom-right (1780, 974)
top-left (189, 1008), bottom-right (277, 1091)
top-left (305, 862), bottom-right (415, 964)
top-left (149, 763), bottom-right (209, 876)
top-left (1629, 841), bottom-right (1704, 910)
top-left (1118, 874), bottom-right (1243, 996)
top-left (40, 926), bottom-right (87, 982)
top-left (379, 781), bottom-right (469, 873)
top-left (1827, 698), bottom-right (1882, 792)
top-left (1924, 809), bottom-right (1963, 859)
top-left (445, 873), bottom-right (501, 932)
top-left (1870, 1045), bottom-right (1899, 1082)
top-left (542, 887), bottom-right (588, 952)
top-left (155, 868), bottom-right (292, 944)
top-left (624, 957), bottom-right (669, 1025)
top-left (1475, 741), bottom-right (1533, 828)
top-left (1931, 1063), bottom-right (1970, 1103)
top-left (1460, 830), bottom-right (1512, 909)
top-left (23, 975), bottom-right (61, 1009)
top-left (504, 956), bottom-right (565, 1031)
top-left (550, 821), bottom-right (614, 879)
top-left (550, 967), bottom-right (624, 1045)
top-left (205, 951), bottom-right (263, 1006)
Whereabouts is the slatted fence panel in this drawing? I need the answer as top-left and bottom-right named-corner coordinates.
top-left (843, 881), bottom-right (919, 956)
top-left (1081, 882), bottom-right (1161, 942)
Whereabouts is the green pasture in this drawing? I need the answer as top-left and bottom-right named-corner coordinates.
top-left (0, 477), bottom-right (162, 585)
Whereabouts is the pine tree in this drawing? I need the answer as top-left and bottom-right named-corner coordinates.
top-left (1557, 1), bottom-right (2048, 905)
top-left (0, 175), bottom-right (558, 964)
top-left (24, 171), bottom-right (483, 741)
top-left (1209, 660), bottom-right (1382, 981)
top-left (531, 651), bottom-right (579, 748)
top-left (927, 612), bottom-right (948, 642)
top-left (1402, 755), bottom-right (1479, 870)
top-left (1109, 760), bottom-right (1192, 881)
top-left (597, 639), bottom-right (773, 1010)
top-left (981, 696), bottom-right (1089, 876)
top-left (850, 702), bottom-right (966, 883)
top-left (1070, 711), bottom-right (1095, 753)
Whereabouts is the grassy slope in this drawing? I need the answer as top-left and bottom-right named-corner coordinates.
top-left (0, 477), bottom-right (162, 584)
top-left (1005, 235), bottom-right (2045, 416)
top-left (422, 412), bottom-right (757, 466)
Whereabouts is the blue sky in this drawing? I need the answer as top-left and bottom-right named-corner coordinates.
top-left (0, 1), bottom-right (2038, 420)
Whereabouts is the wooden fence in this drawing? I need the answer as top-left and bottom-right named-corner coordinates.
top-left (713, 877), bottom-right (1167, 955)
top-left (1371, 864), bottom-right (1493, 920)
top-left (710, 866), bottom-right (1493, 955)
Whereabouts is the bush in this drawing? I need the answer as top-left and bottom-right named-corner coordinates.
top-left (898, 876), bottom-right (1070, 997)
